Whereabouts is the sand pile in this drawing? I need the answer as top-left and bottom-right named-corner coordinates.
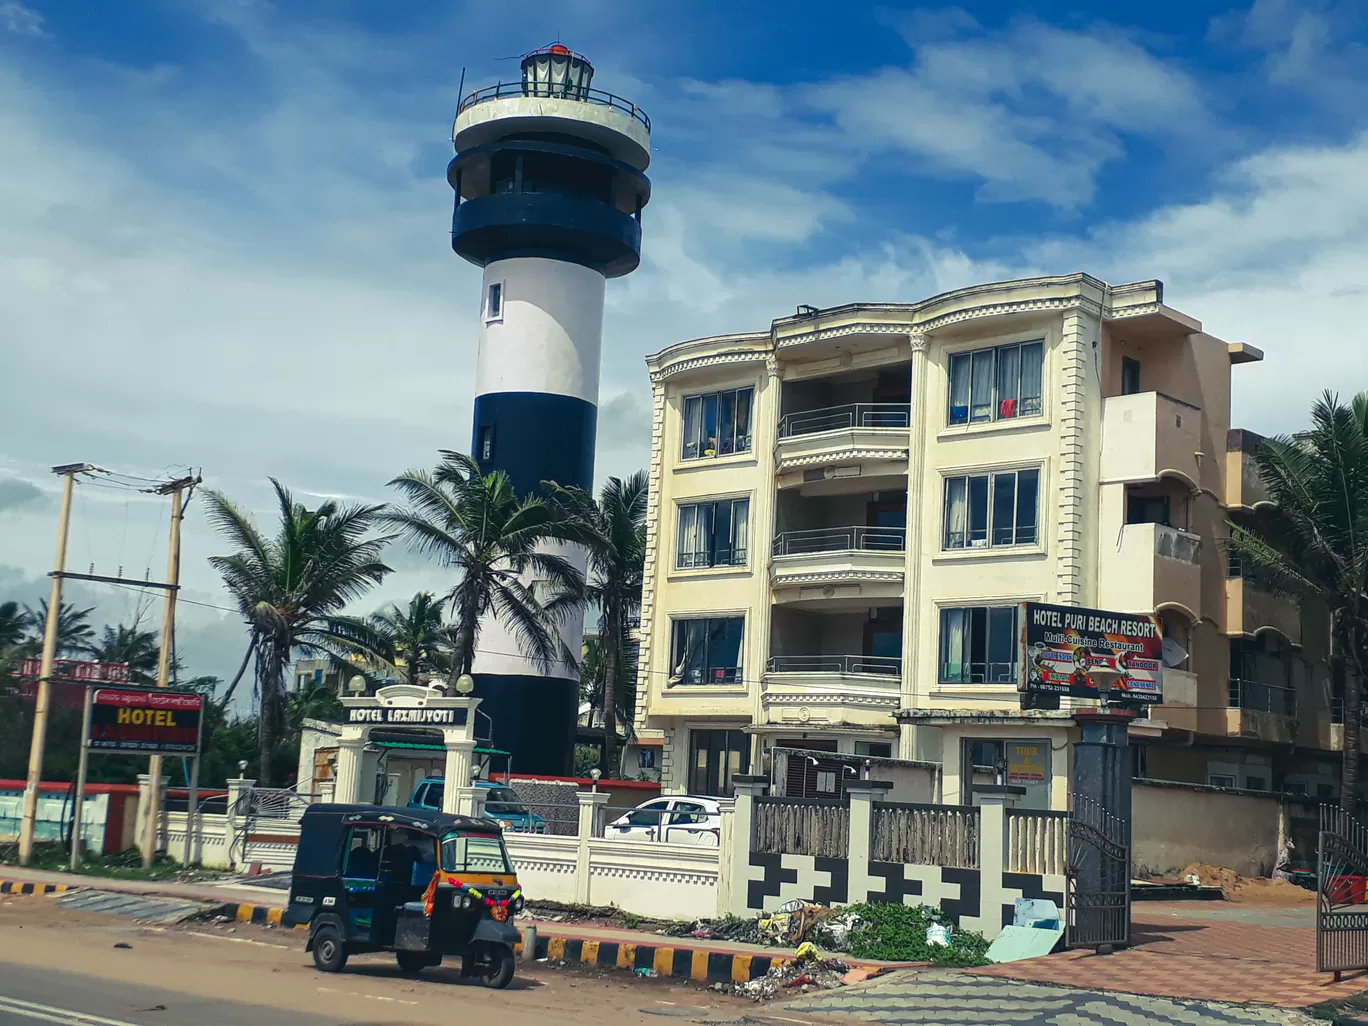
top-left (1180, 862), bottom-right (1314, 906)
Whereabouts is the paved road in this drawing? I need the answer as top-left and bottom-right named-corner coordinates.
top-left (779, 968), bottom-right (1320, 1026)
top-left (0, 961), bottom-right (337, 1026)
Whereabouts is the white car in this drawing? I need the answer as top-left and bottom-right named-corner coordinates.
top-left (608, 796), bottom-right (722, 846)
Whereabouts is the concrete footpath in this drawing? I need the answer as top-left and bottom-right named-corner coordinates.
top-left (0, 867), bottom-right (899, 985)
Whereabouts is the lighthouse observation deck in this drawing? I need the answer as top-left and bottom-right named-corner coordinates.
top-left (448, 46), bottom-right (652, 278)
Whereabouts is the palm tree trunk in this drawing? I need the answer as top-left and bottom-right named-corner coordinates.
top-left (258, 636), bottom-right (286, 787)
top-left (602, 605), bottom-right (619, 779)
top-left (451, 604), bottom-right (476, 677)
top-left (1344, 625), bottom-right (1365, 817)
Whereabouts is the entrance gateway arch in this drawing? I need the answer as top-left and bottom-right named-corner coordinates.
top-left (331, 684), bottom-right (486, 817)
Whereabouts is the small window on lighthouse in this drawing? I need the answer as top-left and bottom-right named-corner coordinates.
top-left (485, 281), bottom-right (504, 323)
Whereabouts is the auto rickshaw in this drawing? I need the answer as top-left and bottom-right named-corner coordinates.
top-left (285, 804), bottom-right (522, 988)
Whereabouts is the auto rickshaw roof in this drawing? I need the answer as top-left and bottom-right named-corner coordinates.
top-left (302, 803), bottom-right (501, 836)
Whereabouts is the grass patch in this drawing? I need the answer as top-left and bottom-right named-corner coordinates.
top-left (1, 842), bottom-right (218, 882)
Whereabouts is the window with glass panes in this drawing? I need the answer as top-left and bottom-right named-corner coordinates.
top-left (676, 498), bottom-right (749, 568)
top-left (942, 468), bottom-right (1039, 549)
top-left (682, 388), bottom-right (753, 460)
top-left (939, 605), bottom-right (1019, 684)
top-left (947, 340), bottom-right (1044, 425)
top-left (670, 617), bottom-right (744, 684)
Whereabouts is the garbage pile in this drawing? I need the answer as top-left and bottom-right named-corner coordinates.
top-left (731, 941), bottom-right (853, 1001)
top-left (662, 899), bottom-right (990, 967)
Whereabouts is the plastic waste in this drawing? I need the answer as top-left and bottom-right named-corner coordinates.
top-left (926, 923), bottom-right (951, 947)
top-left (794, 941), bottom-right (819, 961)
top-left (633, 967), bottom-right (659, 978)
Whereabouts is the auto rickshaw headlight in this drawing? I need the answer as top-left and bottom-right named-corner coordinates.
top-left (512, 894), bottom-right (524, 913)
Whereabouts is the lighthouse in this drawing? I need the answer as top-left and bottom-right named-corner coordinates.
top-left (448, 46), bottom-right (651, 773)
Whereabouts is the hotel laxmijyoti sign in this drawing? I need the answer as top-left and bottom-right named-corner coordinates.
top-left (1019, 601), bottom-right (1164, 704)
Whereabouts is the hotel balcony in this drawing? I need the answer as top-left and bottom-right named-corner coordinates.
top-left (1101, 391), bottom-right (1205, 488)
top-left (761, 654), bottom-right (902, 731)
top-left (1224, 576), bottom-right (1301, 646)
top-left (1098, 522), bottom-right (1203, 619)
top-left (774, 403), bottom-right (911, 495)
top-left (1225, 678), bottom-right (1298, 745)
top-left (770, 526), bottom-right (906, 606)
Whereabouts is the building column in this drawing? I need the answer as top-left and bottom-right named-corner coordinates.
top-left (454, 787), bottom-right (487, 819)
top-left (713, 797), bottom-right (737, 915)
top-left (332, 737), bottom-right (365, 805)
top-left (633, 380), bottom-right (668, 742)
top-left (749, 355), bottom-right (783, 761)
top-left (1055, 308), bottom-right (1088, 605)
top-left (728, 775), bottom-right (768, 916)
top-left (901, 331), bottom-right (932, 760)
top-left (574, 791), bottom-right (611, 904)
top-left (844, 779), bottom-right (892, 904)
top-left (442, 738), bottom-right (477, 815)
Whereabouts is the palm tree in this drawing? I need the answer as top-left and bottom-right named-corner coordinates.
top-left (89, 623), bottom-right (161, 684)
top-left (204, 479), bottom-right (394, 785)
top-left (371, 592), bottom-right (451, 686)
top-left (0, 601), bottom-right (30, 674)
top-left (382, 451), bottom-right (584, 681)
top-left (547, 472), bottom-right (648, 777)
top-left (1230, 391), bottom-right (1368, 815)
top-left (22, 600), bottom-right (96, 658)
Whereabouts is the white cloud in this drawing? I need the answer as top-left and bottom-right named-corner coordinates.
top-left (804, 17), bottom-right (1212, 208)
top-left (1, 2), bottom-right (42, 36)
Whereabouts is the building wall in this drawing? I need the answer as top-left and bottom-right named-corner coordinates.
top-left (638, 274), bottom-right (1318, 800)
top-left (1131, 779), bottom-right (1296, 879)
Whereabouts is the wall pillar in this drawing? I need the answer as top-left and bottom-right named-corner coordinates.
top-left (574, 791), bottom-right (611, 904)
top-left (441, 739), bottom-right (477, 814)
top-left (135, 773), bottom-right (170, 858)
top-left (455, 787), bottom-right (487, 819)
top-left (224, 776), bottom-right (255, 870)
top-left (333, 737), bottom-right (365, 805)
top-left (729, 775), bottom-right (768, 915)
top-left (845, 780), bottom-right (893, 904)
top-left (714, 797), bottom-right (736, 916)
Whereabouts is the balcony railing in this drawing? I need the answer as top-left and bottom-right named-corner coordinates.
top-left (766, 654), bottom-right (901, 677)
top-left (778, 403), bottom-right (911, 438)
top-left (772, 526), bottom-right (906, 556)
top-left (457, 82), bottom-right (651, 131)
top-left (1229, 679), bottom-right (1297, 717)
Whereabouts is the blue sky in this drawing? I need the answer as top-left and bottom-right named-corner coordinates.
top-left (2, 0), bottom-right (1366, 686)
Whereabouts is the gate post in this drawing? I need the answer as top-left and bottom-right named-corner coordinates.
top-left (729, 775), bottom-right (768, 916)
top-left (845, 780), bottom-right (892, 905)
top-left (1070, 708), bottom-right (1135, 950)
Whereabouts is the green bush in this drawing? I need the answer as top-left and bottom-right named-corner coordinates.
top-left (842, 902), bottom-right (990, 966)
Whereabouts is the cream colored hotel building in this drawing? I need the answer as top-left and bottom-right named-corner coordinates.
top-left (633, 273), bottom-right (1344, 810)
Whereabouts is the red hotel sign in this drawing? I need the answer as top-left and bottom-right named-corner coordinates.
top-left (90, 688), bottom-right (204, 754)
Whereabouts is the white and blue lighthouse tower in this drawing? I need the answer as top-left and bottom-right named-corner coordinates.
top-left (449, 45), bottom-right (651, 774)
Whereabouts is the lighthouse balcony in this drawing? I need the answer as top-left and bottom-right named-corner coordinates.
top-left (451, 191), bottom-right (642, 277)
top-left (449, 139), bottom-right (650, 278)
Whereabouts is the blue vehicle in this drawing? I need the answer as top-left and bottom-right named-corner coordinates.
top-left (408, 777), bottom-right (547, 834)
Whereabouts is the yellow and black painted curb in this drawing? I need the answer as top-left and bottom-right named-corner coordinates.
top-left (533, 933), bottom-right (790, 983)
top-left (0, 880), bottom-right (76, 897)
top-left (213, 901), bottom-right (306, 929)
top-left (210, 901), bottom-right (787, 982)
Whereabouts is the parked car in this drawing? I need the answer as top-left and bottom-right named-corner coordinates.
top-left (607, 796), bottom-right (722, 846)
top-left (408, 778), bottom-right (547, 834)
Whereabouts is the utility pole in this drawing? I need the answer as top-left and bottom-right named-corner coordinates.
top-left (142, 475), bottom-right (198, 869)
top-left (18, 463), bottom-right (95, 865)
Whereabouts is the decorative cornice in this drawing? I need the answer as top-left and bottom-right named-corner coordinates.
top-left (650, 349), bottom-right (769, 383)
top-left (914, 295), bottom-right (1101, 335)
top-left (776, 321), bottom-right (914, 350)
top-left (771, 567), bottom-right (905, 586)
top-left (775, 446), bottom-right (910, 470)
top-left (762, 692), bottom-right (900, 708)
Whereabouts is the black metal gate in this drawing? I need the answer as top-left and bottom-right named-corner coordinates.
top-left (1066, 791), bottom-right (1131, 949)
top-left (1317, 806), bottom-right (1368, 979)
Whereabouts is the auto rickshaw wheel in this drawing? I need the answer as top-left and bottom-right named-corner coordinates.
top-left (464, 943), bottom-right (515, 989)
top-left (396, 950), bottom-right (430, 974)
top-left (311, 925), bottom-right (348, 973)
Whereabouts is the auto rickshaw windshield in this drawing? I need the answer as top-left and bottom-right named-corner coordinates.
top-left (440, 831), bottom-right (513, 874)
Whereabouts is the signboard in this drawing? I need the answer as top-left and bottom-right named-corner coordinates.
top-left (1006, 741), bottom-right (1048, 785)
top-left (346, 706), bottom-right (467, 726)
top-left (19, 658), bottom-right (130, 683)
top-left (90, 688), bottom-right (204, 753)
top-left (1020, 601), bottom-right (1164, 704)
